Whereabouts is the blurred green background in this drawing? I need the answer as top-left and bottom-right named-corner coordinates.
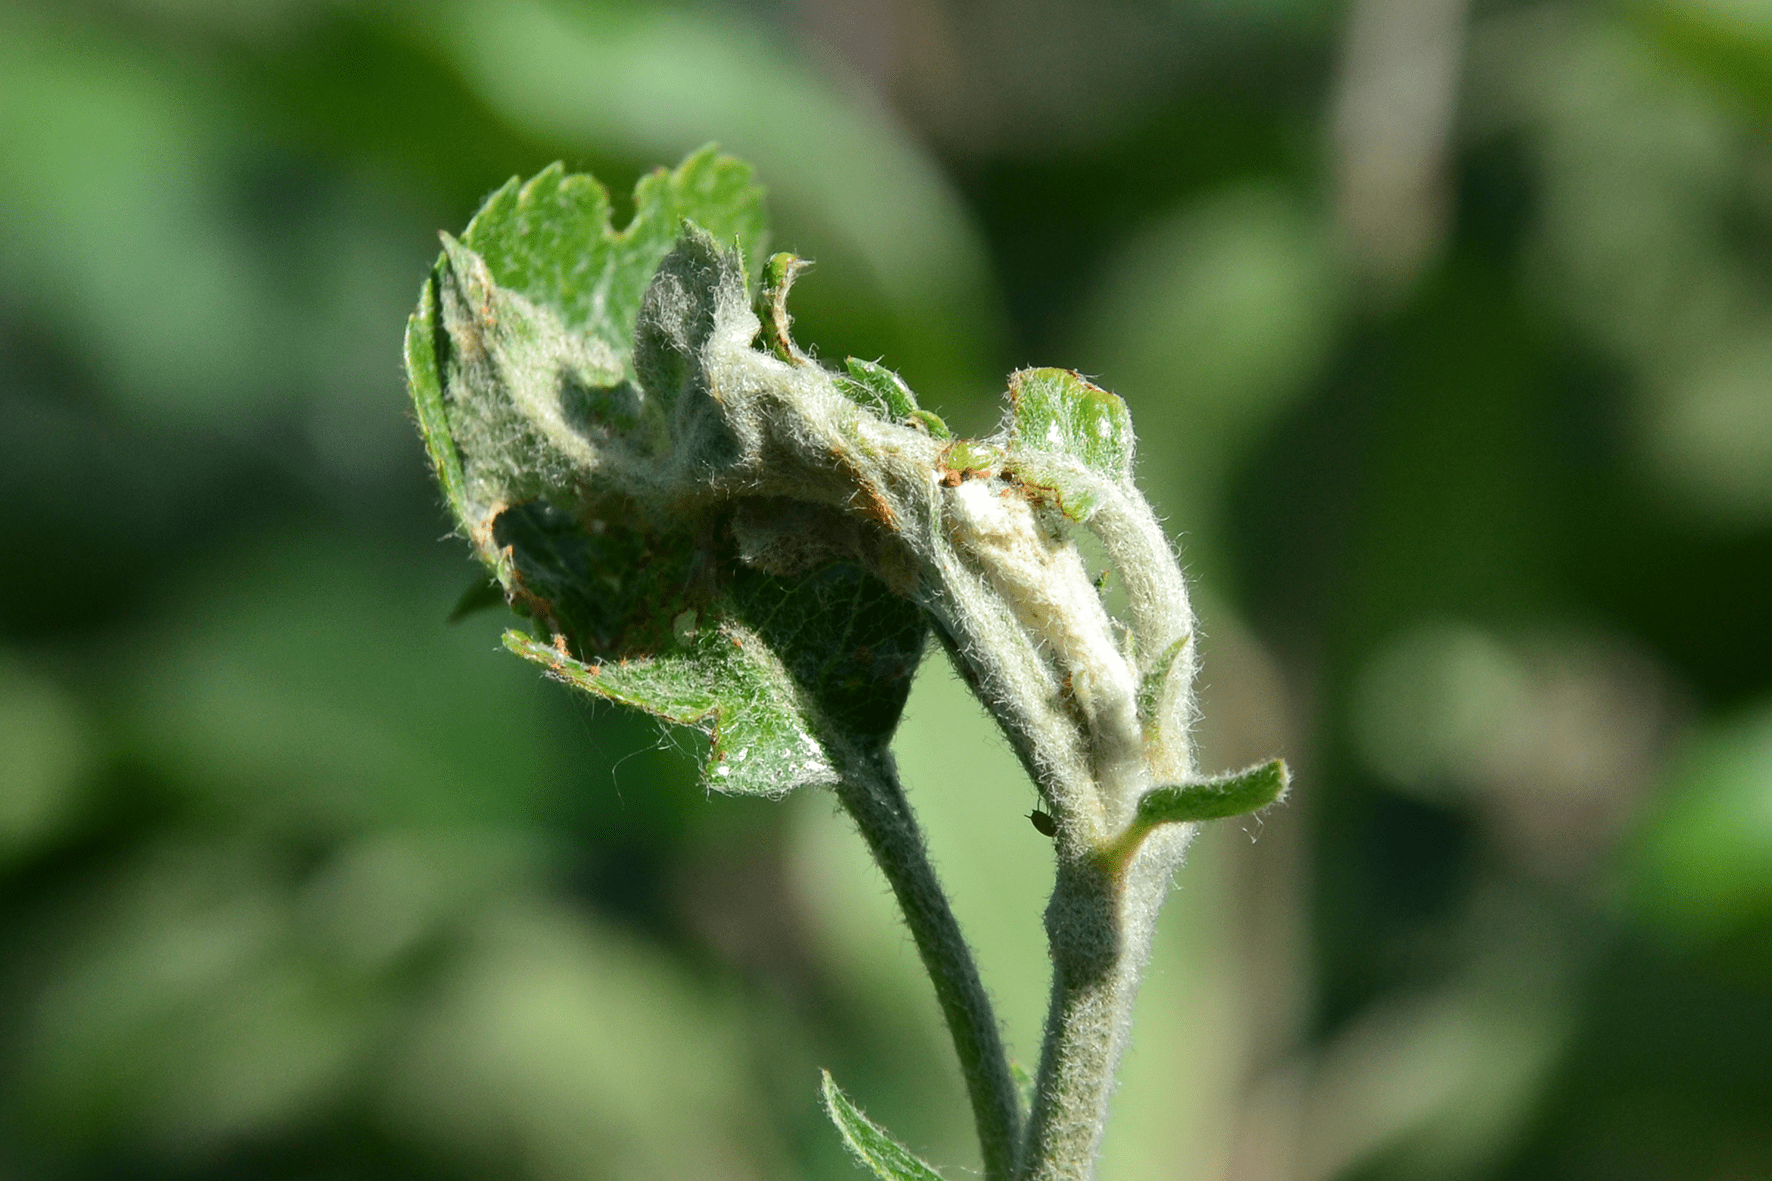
top-left (4, 0), bottom-right (1772, 1178)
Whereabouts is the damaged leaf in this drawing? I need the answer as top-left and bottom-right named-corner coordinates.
top-left (1003, 367), bottom-right (1135, 521)
top-left (406, 148), bottom-right (925, 797)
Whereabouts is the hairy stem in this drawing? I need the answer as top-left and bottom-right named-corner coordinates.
top-left (835, 750), bottom-right (1024, 1181)
top-left (1022, 826), bottom-right (1195, 1181)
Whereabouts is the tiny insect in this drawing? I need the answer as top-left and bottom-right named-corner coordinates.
top-left (1028, 809), bottom-right (1058, 837)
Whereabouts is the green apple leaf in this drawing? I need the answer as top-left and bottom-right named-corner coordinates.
top-left (405, 151), bottom-right (925, 796)
top-left (838, 356), bottom-right (920, 420)
top-left (462, 145), bottom-right (766, 362)
top-left (1002, 367), bottom-right (1135, 521)
top-left (1134, 759), bottom-right (1290, 827)
top-left (1137, 633), bottom-right (1191, 730)
top-left (820, 1071), bottom-right (946, 1181)
top-left (502, 558), bottom-right (925, 798)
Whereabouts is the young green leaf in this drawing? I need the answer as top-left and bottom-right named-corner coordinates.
top-left (1094, 760), bottom-right (1290, 874)
top-left (1136, 633), bottom-right (1191, 728)
top-left (908, 408), bottom-right (952, 438)
top-left (462, 146), bottom-right (766, 362)
top-left (1134, 759), bottom-right (1290, 827)
top-left (838, 356), bottom-right (920, 421)
top-left (1006, 367), bottom-right (1133, 478)
top-left (1002, 367), bottom-right (1134, 521)
top-left (405, 276), bottom-right (472, 529)
top-left (498, 555), bottom-right (925, 797)
top-left (820, 1071), bottom-right (946, 1181)
top-left (760, 251), bottom-right (814, 364)
top-left (492, 505), bottom-right (926, 795)
top-left (938, 438), bottom-right (1003, 482)
top-left (406, 150), bottom-right (929, 798)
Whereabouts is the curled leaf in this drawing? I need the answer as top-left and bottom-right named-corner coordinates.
top-left (761, 251), bottom-right (813, 364)
top-left (1003, 368), bottom-right (1134, 521)
top-left (406, 149), bottom-right (927, 796)
top-left (838, 356), bottom-right (920, 421)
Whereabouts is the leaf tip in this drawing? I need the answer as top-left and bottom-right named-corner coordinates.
top-left (819, 1071), bottom-right (945, 1181)
top-left (1133, 757), bottom-right (1291, 829)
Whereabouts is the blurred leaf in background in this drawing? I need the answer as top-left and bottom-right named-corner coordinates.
top-left (1, 0), bottom-right (1770, 1179)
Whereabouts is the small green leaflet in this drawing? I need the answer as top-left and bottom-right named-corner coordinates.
top-left (1134, 759), bottom-right (1290, 827)
top-left (760, 251), bottom-right (813, 364)
top-left (1137, 633), bottom-right (1191, 731)
top-left (759, 260), bottom-right (951, 435)
top-left (837, 357), bottom-right (920, 421)
top-left (1002, 368), bottom-right (1134, 521)
top-left (488, 498), bottom-right (925, 798)
top-left (411, 150), bottom-right (760, 530)
top-left (1100, 759), bottom-right (1290, 871)
top-left (821, 1071), bottom-right (946, 1181)
top-left (1007, 367), bottom-right (1133, 477)
top-left (939, 438), bottom-right (1003, 481)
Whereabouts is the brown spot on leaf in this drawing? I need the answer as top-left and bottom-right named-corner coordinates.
top-left (855, 481), bottom-right (898, 529)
